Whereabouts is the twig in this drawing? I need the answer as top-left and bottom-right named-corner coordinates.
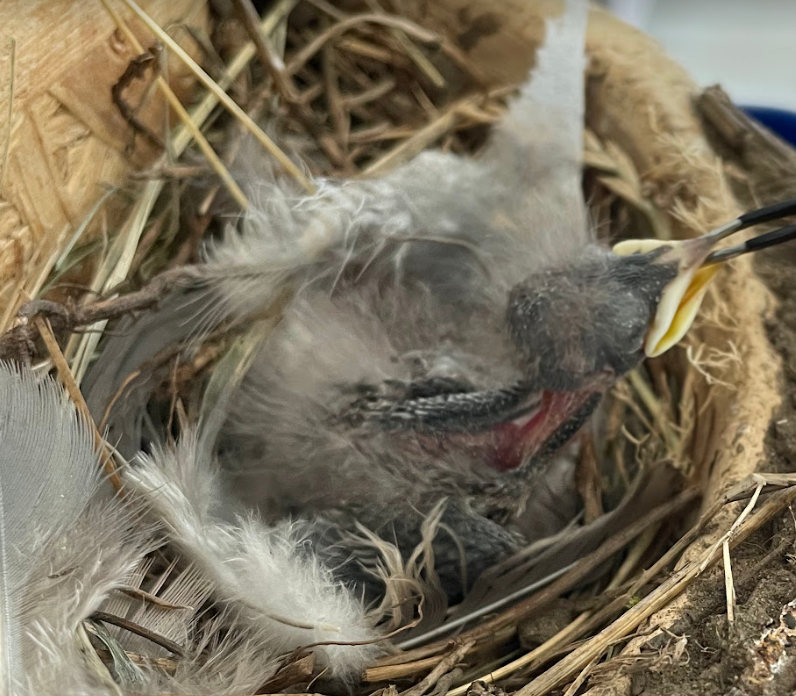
top-left (365, 654), bottom-right (456, 683)
top-left (698, 84), bottom-right (796, 167)
top-left (342, 78), bottom-right (396, 108)
top-left (576, 433), bottom-right (603, 524)
top-left (323, 47), bottom-right (348, 147)
top-left (286, 13), bottom-right (438, 76)
top-left (287, 12), bottom-right (485, 86)
top-left (91, 611), bottom-right (184, 656)
top-left (33, 317), bottom-right (123, 491)
top-left (543, 477), bottom-right (796, 659)
top-left (259, 653), bottom-right (316, 693)
top-left (229, 0), bottom-right (299, 101)
top-left (304, 0), bottom-right (346, 20)
top-left (230, 0), bottom-right (347, 168)
top-left (399, 641), bottom-right (475, 696)
top-left (336, 36), bottom-right (411, 66)
top-left (562, 655), bottom-right (601, 696)
top-left (697, 479), bottom-right (764, 573)
top-left (362, 0), bottom-right (444, 87)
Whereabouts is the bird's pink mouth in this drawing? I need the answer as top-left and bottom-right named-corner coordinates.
top-left (413, 390), bottom-right (598, 472)
top-left (485, 390), bottom-right (596, 471)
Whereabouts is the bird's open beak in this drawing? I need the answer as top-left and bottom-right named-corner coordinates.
top-left (612, 236), bottom-right (720, 358)
top-left (612, 197), bottom-right (796, 358)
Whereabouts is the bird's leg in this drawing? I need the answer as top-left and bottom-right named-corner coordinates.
top-left (0, 267), bottom-right (193, 361)
top-left (430, 497), bottom-right (527, 599)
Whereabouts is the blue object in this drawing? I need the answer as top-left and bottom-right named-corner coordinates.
top-left (741, 106), bottom-right (796, 148)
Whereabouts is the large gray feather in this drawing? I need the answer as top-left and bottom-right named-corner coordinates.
top-left (0, 362), bottom-right (150, 695)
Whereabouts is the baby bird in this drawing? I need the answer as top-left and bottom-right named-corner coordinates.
top-left (83, 0), bottom-right (795, 602)
top-left (84, 0), bottom-right (593, 599)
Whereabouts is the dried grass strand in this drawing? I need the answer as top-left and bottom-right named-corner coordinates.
top-left (514, 483), bottom-right (796, 696)
top-left (1, 36), bottom-right (15, 186)
top-left (33, 316), bottom-right (122, 490)
top-left (100, 0), bottom-right (249, 208)
top-left (116, 0), bottom-right (313, 192)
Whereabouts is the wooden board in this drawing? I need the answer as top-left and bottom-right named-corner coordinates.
top-left (0, 0), bottom-right (210, 304)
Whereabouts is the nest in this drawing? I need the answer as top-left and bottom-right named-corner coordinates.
top-left (2, 0), bottom-right (796, 693)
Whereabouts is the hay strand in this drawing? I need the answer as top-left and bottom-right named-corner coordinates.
top-left (99, 0), bottom-right (250, 208)
top-left (33, 316), bottom-right (122, 490)
top-left (116, 0), bottom-right (313, 192)
top-left (1, 36), bottom-right (15, 186)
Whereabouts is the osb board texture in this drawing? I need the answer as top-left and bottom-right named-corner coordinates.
top-left (0, 0), bottom-right (209, 301)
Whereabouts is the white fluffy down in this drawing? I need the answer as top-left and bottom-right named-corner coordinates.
top-left (126, 434), bottom-right (381, 681)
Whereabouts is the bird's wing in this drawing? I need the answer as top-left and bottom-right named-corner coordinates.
top-left (84, 0), bottom-right (590, 453)
top-left (343, 380), bottom-right (539, 434)
top-left (83, 291), bottom-right (202, 456)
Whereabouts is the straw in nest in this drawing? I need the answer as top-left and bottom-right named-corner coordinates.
top-left (1, 0), bottom-right (795, 694)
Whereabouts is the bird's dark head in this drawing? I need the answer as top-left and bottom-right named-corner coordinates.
top-left (507, 224), bottom-right (751, 394)
top-left (486, 231), bottom-right (751, 471)
top-left (356, 241), bottom-right (714, 473)
top-left (507, 246), bottom-right (676, 393)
